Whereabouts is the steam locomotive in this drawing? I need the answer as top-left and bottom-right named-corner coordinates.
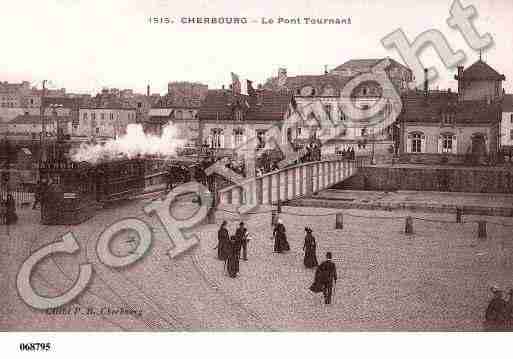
top-left (38, 156), bottom-right (213, 225)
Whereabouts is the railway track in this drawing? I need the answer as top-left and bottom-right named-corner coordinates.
top-left (28, 227), bottom-right (186, 331)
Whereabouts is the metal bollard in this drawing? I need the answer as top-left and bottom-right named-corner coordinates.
top-left (478, 221), bottom-right (487, 239)
top-left (335, 213), bottom-right (344, 230)
top-left (405, 216), bottom-right (413, 234)
top-left (271, 210), bottom-right (278, 227)
top-left (456, 208), bottom-right (462, 223)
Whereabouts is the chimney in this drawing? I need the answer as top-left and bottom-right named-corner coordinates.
top-left (146, 84), bottom-right (150, 97)
top-left (423, 68), bottom-right (428, 96)
top-left (457, 65), bottom-right (464, 99)
top-left (324, 65), bottom-right (328, 75)
top-left (222, 85), bottom-right (225, 90)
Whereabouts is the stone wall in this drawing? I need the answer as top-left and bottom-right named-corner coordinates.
top-left (334, 165), bottom-right (513, 193)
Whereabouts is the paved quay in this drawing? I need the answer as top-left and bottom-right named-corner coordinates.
top-left (1, 195), bottom-right (513, 331)
top-left (292, 189), bottom-right (513, 217)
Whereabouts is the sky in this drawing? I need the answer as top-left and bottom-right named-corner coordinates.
top-left (1, 0), bottom-right (512, 95)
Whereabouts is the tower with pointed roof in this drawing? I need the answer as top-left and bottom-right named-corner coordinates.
top-left (455, 59), bottom-right (505, 102)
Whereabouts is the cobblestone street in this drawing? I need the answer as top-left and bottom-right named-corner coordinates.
top-left (1, 195), bottom-right (513, 331)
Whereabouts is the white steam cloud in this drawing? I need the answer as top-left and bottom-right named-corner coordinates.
top-left (71, 123), bottom-right (186, 164)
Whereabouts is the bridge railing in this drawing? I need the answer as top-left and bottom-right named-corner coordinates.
top-left (217, 158), bottom-right (363, 207)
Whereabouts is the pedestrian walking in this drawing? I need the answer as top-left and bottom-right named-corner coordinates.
top-left (226, 235), bottom-right (240, 278)
top-left (235, 222), bottom-right (249, 261)
top-left (303, 227), bottom-right (318, 268)
top-left (484, 286), bottom-right (508, 331)
top-left (273, 218), bottom-right (290, 253)
top-left (310, 252), bottom-right (337, 305)
top-left (32, 178), bottom-right (47, 210)
top-left (217, 220), bottom-right (230, 261)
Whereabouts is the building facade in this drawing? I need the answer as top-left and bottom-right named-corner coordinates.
top-left (77, 107), bottom-right (137, 139)
top-left (399, 59), bottom-right (505, 165)
top-left (198, 84), bottom-right (291, 156)
top-left (7, 114), bottom-right (72, 139)
top-left (264, 58), bottom-right (411, 159)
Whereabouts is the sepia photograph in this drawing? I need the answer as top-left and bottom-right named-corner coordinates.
top-left (1, 0), bottom-right (513, 357)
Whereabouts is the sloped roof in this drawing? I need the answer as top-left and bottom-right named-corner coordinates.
top-left (502, 94), bottom-right (513, 112)
top-left (331, 57), bottom-right (408, 72)
top-left (199, 89), bottom-right (291, 122)
top-left (456, 60), bottom-right (505, 81)
top-left (401, 91), bottom-right (500, 124)
top-left (264, 74), bottom-right (354, 96)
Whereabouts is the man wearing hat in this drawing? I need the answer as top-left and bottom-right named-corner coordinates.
top-left (235, 222), bottom-right (248, 261)
top-left (311, 252), bottom-right (337, 305)
top-left (484, 286), bottom-right (508, 331)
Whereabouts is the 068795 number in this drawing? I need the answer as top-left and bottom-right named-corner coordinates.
top-left (19, 343), bottom-right (51, 351)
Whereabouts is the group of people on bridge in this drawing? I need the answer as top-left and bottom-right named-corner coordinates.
top-left (216, 219), bottom-right (338, 305)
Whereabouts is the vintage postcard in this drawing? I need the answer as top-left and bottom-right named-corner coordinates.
top-left (1, 0), bottom-right (513, 357)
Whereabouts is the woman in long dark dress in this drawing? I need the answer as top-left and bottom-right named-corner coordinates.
top-left (273, 218), bottom-right (290, 253)
top-left (217, 221), bottom-right (229, 260)
top-left (226, 235), bottom-right (240, 278)
top-left (303, 227), bottom-right (318, 268)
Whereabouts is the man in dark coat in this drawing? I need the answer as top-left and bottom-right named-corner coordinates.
top-left (484, 286), bottom-right (508, 331)
top-left (235, 222), bottom-right (248, 261)
top-left (217, 221), bottom-right (230, 261)
top-left (311, 252), bottom-right (337, 304)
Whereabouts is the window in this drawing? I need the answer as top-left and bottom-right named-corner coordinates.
top-left (83, 112), bottom-right (88, 120)
top-left (101, 113), bottom-right (105, 120)
top-left (361, 128), bottom-right (367, 136)
top-left (411, 133), bottom-right (422, 153)
top-left (234, 128), bottom-right (244, 146)
top-left (510, 130), bottom-right (513, 141)
top-left (96, 127), bottom-right (100, 134)
top-left (256, 130), bottom-right (266, 149)
top-left (510, 114), bottom-right (513, 123)
top-left (210, 128), bottom-right (223, 148)
top-left (324, 104), bottom-right (332, 118)
top-left (361, 104), bottom-right (370, 110)
top-left (442, 112), bottom-right (455, 125)
top-left (441, 134), bottom-right (453, 153)
top-left (175, 110), bottom-right (183, 119)
top-left (91, 113), bottom-right (96, 120)
top-left (287, 128), bottom-right (293, 143)
top-left (296, 127), bottom-right (302, 137)
top-left (362, 87), bottom-right (368, 96)
top-left (110, 113), bottom-right (114, 120)
top-left (234, 109), bottom-right (243, 121)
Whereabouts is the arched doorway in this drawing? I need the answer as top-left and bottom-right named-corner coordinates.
top-left (470, 133), bottom-right (487, 165)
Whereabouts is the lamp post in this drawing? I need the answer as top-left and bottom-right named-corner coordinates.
top-left (40, 80), bottom-right (47, 164)
top-left (371, 128), bottom-right (376, 165)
